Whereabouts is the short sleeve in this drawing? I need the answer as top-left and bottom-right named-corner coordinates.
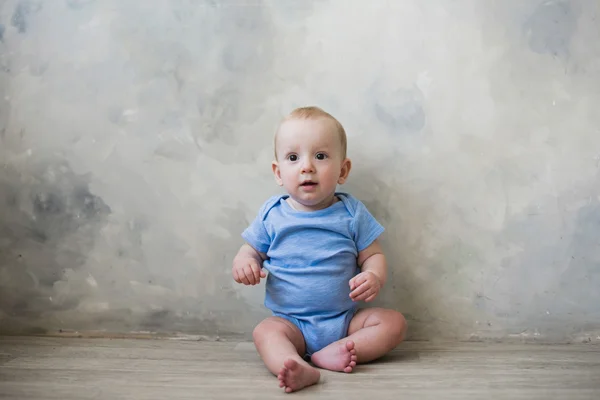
top-left (241, 200), bottom-right (273, 253)
top-left (351, 200), bottom-right (385, 252)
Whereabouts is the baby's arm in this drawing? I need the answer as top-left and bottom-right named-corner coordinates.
top-left (349, 240), bottom-right (387, 302)
top-left (357, 239), bottom-right (387, 285)
top-left (232, 244), bottom-right (267, 286)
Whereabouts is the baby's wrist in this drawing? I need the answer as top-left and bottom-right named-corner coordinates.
top-left (366, 270), bottom-right (383, 286)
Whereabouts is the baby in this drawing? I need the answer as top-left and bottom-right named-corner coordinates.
top-left (232, 106), bottom-right (407, 393)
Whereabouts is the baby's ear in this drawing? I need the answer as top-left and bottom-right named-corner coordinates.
top-left (272, 160), bottom-right (283, 186)
top-left (338, 158), bottom-right (352, 184)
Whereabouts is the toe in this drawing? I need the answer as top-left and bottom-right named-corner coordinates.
top-left (344, 366), bottom-right (353, 373)
top-left (346, 340), bottom-right (355, 351)
top-left (278, 368), bottom-right (287, 379)
top-left (349, 361), bottom-right (356, 367)
top-left (351, 354), bottom-right (357, 361)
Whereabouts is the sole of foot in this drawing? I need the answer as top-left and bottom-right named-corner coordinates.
top-left (277, 358), bottom-right (321, 393)
top-left (310, 340), bottom-right (357, 373)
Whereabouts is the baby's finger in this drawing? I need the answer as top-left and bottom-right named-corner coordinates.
top-left (250, 262), bottom-right (262, 283)
top-left (349, 273), bottom-right (365, 290)
top-left (238, 267), bottom-right (251, 284)
top-left (239, 272), bottom-right (250, 285)
top-left (356, 288), bottom-right (375, 302)
top-left (350, 281), bottom-right (370, 299)
top-left (232, 268), bottom-right (242, 283)
top-left (355, 273), bottom-right (367, 286)
top-left (243, 265), bottom-right (256, 285)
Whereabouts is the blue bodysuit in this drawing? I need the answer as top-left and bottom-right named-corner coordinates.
top-left (242, 192), bottom-right (384, 357)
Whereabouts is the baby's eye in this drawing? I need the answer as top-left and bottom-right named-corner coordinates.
top-left (315, 153), bottom-right (327, 160)
top-left (288, 154), bottom-right (298, 161)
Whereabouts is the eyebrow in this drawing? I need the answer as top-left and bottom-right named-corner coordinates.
top-left (282, 146), bottom-right (332, 154)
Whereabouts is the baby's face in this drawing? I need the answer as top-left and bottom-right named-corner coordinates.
top-left (273, 118), bottom-right (350, 211)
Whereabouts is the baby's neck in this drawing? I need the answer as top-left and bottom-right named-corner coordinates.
top-left (287, 195), bottom-right (339, 212)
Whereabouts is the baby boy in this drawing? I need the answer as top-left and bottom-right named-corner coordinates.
top-left (232, 106), bottom-right (407, 393)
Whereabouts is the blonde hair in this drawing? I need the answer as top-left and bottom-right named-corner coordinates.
top-left (274, 106), bottom-right (348, 160)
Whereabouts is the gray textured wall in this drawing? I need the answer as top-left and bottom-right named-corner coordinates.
top-left (0, 0), bottom-right (599, 343)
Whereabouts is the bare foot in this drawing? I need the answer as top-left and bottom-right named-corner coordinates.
top-left (311, 340), bottom-right (357, 373)
top-left (277, 359), bottom-right (320, 393)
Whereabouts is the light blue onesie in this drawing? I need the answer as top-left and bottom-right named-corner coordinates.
top-left (242, 192), bottom-right (384, 357)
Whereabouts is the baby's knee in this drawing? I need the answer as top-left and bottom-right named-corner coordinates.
top-left (388, 311), bottom-right (407, 342)
top-left (252, 317), bottom-right (295, 343)
top-left (252, 318), bottom-right (274, 343)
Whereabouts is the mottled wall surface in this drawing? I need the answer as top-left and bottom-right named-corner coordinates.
top-left (1, 0), bottom-right (599, 342)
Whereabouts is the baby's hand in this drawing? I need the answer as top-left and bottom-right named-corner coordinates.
top-left (232, 256), bottom-right (266, 286)
top-left (349, 271), bottom-right (382, 302)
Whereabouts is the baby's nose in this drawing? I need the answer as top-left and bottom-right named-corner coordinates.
top-left (301, 161), bottom-right (315, 172)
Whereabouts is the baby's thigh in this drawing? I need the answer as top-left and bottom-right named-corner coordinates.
top-left (347, 307), bottom-right (407, 337)
top-left (252, 316), bottom-right (306, 355)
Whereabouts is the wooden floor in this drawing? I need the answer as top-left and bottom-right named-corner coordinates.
top-left (0, 336), bottom-right (599, 399)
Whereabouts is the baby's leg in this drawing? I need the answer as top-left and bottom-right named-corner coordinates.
top-left (253, 317), bottom-right (320, 393)
top-left (311, 308), bottom-right (406, 370)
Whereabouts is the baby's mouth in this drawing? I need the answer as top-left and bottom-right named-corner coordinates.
top-left (300, 181), bottom-right (317, 187)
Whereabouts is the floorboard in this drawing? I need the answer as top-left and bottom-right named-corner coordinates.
top-left (0, 337), bottom-right (598, 399)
